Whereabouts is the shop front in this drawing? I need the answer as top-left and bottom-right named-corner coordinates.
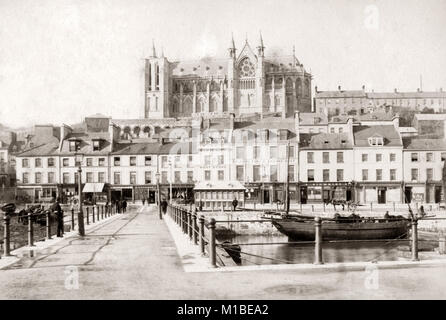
top-left (357, 182), bottom-right (402, 204)
top-left (299, 182), bottom-right (354, 204)
top-left (194, 181), bottom-right (245, 211)
top-left (404, 181), bottom-right (443, 204)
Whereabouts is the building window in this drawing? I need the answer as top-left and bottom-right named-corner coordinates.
top-left (338, 127), bottom-right (343, 133)
top-left (175, 156), bottom-right (181, 168)
top-left (307, 169), bottom-right (315, 182)
top-left (187, 171), bottom-right (193, 183)
top-left (236, 166), bottom-right (244, 181)
top-left (114, 172), bottom-right (121, 184)
top-left (63, 158), bottom-right (69, 167)
top-left (288, 165), bottom-right (295, 182)
top-left (330, 127), bottom-right (335, 133)
top-left (129, 172), bottom-right (136, 184)
top-left (99, 158), bottom-right (105, 167)
top-left (218, 170), bottom-right (224, 181)
top-left (270, 146), bottom-right (277, 159)
top-left (86, 172), bottom-right (93, 183)
top-left (22, 159), bottom-right (29, 168)
top-left (307, 152), bottom-right (314, 164)
top-left (376, 154), bottom-right (382, 162)
top-left (279, 129), bottom-right (288, 141)
top-left (218, 155), bottom-right (224, 165)
top-left (270, 165), bottom-right (278, 182)
top-left (362, 154), bottom-right (368, 162)
top-left (174, 171), bottom-right (181, 183)
top-left (35, 158), bottom-right (42, 167)
top-left (376, 169), bottom-right (382, 181)
top-left (427, 168), bottom-right (433, 181)
top-left (411, 168), bottom-right (418, 181)
top-left (236, 147), bottom-right (245, 160)
top-left (442, 152), bottom-right (446, 161)
top-left (144, 156), bottom-right (152, 166)
top-left (48, 172), bottom-right (54, 183)
top-left (63, 173), bottom-right (69, 184)
top-left (253, 165), bottom-right (260, 182)
top-left (48, 158), bottom-right (55, 167)
top-left (362, 169), bottom-right (368, 181)
top-left (161, 156), bottom-right (168, 168)
top-left (336, 169), bottom-right (343, 182)
top-left (368, 137), bottom-right (384, 146)
top-left (145, 171), bottom-right (152, 184)
top-left (253, 146), bottom-right (260, 159)
top-left (337, 152), bottom-right (344, 163)
top-left (22, 173), bottom-right (29, 184)
top-left (323, 169), bottom-right (330, 182)
top-left (114, 157), bottom-right (121, 166)
top-left (426, 153), bottom-right (433, 162)
top-left (93, 140), bottom-right (100, 151)
top-left (98, 172), bottom-right (105, 183)
top-left (390, 153), bottom-right (396, 162)
top-left (35, 172), bottom-right (42, 184)
top-left (86, 158), bottom-right (93, 167)
top-left (130, 156), bottom-right (137, 166)
top-left (161, 172), bottom-right (168, 183)
top-left (69, 141), bottom-right (79, 152)
top-left (205, 170), bottom-right (211, 181)
top-left (390, 169), bottom-right (396, 181)
top-left (323, 152), bottom-right (329, 164)
top-left (411, 153), bottom-right (418, 162)
top-left (289, 146), bottom-right (295, 158)
top-left (204, 155), bottom-right (211, 166)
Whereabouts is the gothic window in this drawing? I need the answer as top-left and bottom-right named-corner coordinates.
top-left (265, 95), bottom-right (271, 107)
top-left (238, 58), bottom-right (255, 77)
top-left (147, 63), bottom-right (152, 89)
top-left (133, 126), bottom-right (141, 137)
top-left (274, 77), bottom-right (283, 89)
top-left (183, 97), bottom-right (193, 114)
top-left (155, 64), bottom-right (160, 90)
top-left (172, 98), bottom-right (179, 113)
top-left (197, 97), bottom-right (205, 113)
top-left (210, 96), bottom-right (218, 112)
top-left (296, 78), bottom-right (302, 97)
top-left (285, 78), bottom-right (293, 93)
top-left (143, 126), bottom-right (151, 137)
top-left (265, 77), bottom-right (273, 90)
top-left (275, 95), bottom-right (280, 106)
top-left (305, 79), bottom-right (310, 97)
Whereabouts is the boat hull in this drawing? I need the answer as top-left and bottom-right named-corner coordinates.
top-left (272, 218), bottom-right (410, 241)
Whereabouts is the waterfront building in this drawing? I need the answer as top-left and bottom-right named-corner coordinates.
top-left (0, 131), bottom-right (23, 188)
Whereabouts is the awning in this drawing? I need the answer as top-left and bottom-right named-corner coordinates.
top-left (82, 183), bottom-right (105, 193)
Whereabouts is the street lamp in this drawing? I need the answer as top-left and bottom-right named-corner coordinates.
top-left (156, 171), bottom-right (162, 220)
top-left (75, 151), bottom-right (85, 236)
top-left (168, 159), bottom-right (173, 204)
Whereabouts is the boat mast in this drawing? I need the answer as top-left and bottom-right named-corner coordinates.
top-left (285, 141), bottom-right (290, 214)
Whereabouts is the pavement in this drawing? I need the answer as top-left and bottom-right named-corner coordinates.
top-left (1, 204), bottom-right (446, 299)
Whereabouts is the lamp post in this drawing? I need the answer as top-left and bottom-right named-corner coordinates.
top-left (75, 152), bottom-right (85, 236)
top-left (156, 171), bottom-right (162, 220)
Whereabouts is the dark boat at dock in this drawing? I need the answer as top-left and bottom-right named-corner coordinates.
top-left (271, 215), bottom-right (411, 241)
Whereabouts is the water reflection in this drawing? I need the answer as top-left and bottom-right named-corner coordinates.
top-left (231, 235), bottom-right (411, 265)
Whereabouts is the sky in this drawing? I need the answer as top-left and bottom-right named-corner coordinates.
top-left (0, 0), bottom-right (445, 128)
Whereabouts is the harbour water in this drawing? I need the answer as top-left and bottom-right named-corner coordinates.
top-left (230, 234), bottom-right (415, 265)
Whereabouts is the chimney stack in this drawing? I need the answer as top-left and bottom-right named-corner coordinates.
top-left (394, 88), bottom-right (397, 93)
top-left (417, 88), bottom-right (420, 93)
top-left (338, 85), bottom-right (341, 91)
top-left (315, 86), bottom-right (318, 93)
top-left (362, 85), bottom-right (365, 91)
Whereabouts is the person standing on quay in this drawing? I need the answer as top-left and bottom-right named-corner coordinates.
top-left (52, 197), bottom-right (64, 237)
top-left (122, 200), bottom-right (127, 213)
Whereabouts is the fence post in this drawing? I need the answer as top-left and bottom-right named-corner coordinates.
top-left (314, 216), bottom-right (323, 265)
top-left (411, 218), bottom-right (419, 261)
top-left (96, 205), bottom-right (100, 221)
top-left (28, 212), bottom-right (34, 247)
top-left (3, 214), bottom-right (11, 256)
top-left (188, 211), bottom-right (193, 240)
top-left (46, 211), bottom-right (51, 240)
top-left (71, 208), bottom-right (75, 231)
top-left (92, 206), bottom-right (96, 223)
top-left (199, 215), bottom-right (205, 256)
top-left (209, 218), bottom-right (217, 268)
top-left (86, 207), bottom-right (90, 225)
top-left (101, 206), bottom-right (104, 219)
top-left (192, 211), bottom-right (198, 245)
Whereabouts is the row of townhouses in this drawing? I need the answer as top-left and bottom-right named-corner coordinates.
top-left (13, 111), bottom-right (446, 208)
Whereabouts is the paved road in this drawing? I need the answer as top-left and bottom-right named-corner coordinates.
top-left (1, 205), bottom-right (446, 299)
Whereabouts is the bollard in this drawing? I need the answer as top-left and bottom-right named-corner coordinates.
top-left (192, 212), bottom-right (198, 245)
top-left (314, 216), bottom-right (323, 265)
top-left (92, 206), bottom-right (96, 223)
top-left (96, 205), bottom-right (99, 221)
top-left (183, 210), bottom-right (187, 234)
top-left (46, 211), bottom-right (51, 240)
top-left (28, 212), bottom-right (34, 247)
top-left (323, 202), bottom-right (325, 212)
top-left (71, 208), bottom-right (75, 231)
top-left (209, 218), bottom-right (217, 268)
top-left (199, 215), bottom-right (205, 255)
top-left (101, 206), bottom-right (104, 219)
top-left (439, 232), bottom-right (446, 255)
top-left (3, 214), bottom-right (11, 256)
top-left (86, 207), bottom-right (90, 225)
top-left (188, 211), bottom-right (193, 240)
top-left (411, 218), bottom-right (419, 261)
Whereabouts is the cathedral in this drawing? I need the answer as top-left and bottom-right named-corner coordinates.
top-left (144, 34), bottom-right (313, 119)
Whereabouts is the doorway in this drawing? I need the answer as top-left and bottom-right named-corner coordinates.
top-left (300, 187), bottom-right (308, 204)
top-left (404, 187), bottom-right (413, 203)
top-left (263, 190), bottom-right (270, 204)
top-left (378, 188), bottom-right (386, 204)
top-left (435, 186), bottom-right (442, 203)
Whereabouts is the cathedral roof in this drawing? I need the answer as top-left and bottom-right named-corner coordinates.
top-left (171, 58), bottom-right (228, 78)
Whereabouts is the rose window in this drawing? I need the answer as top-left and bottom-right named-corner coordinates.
top-left (238, 58), bottom-right (255, 77)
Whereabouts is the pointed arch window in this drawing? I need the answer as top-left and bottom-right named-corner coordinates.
top-left (155, 64), bottom-right (160, 90)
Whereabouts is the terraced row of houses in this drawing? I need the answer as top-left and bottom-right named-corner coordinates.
top-left (13, 111), bottom-right (446, 208)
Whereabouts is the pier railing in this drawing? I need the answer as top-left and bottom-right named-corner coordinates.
top-left (165, 204), bottom-right (446, 266)
top-left (1, 203), bottom-right (117, 259)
